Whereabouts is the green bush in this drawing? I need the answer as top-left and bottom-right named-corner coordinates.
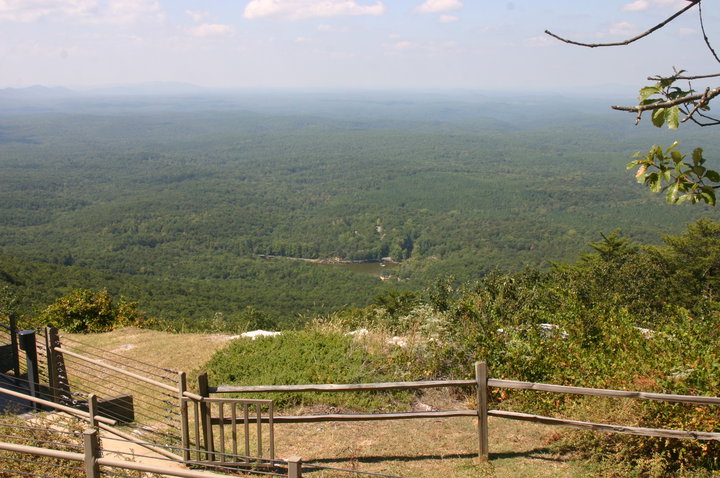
top-left (37, 288), bottom-right (151, 333)
top-left (204, 330), bottom-right (407, 409)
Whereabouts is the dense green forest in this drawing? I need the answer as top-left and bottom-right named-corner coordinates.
top-left (0, 91), bottom-right (718, 325)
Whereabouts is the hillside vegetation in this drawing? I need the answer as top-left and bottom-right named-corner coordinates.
top-left (1, 93), bottom-right (719, 476)
top-left (203, 221), bottom-right (720, 476)
top-left (1, 93), bottom-right (718, 326)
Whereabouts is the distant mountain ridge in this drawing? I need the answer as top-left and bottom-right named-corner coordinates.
top-left (0, 85), bottom-right (76, 99)
top-left (0, 82), bottom-right (207, 99)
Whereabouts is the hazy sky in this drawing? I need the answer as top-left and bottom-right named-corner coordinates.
top-left (1, 0), bottom-right (716, 92)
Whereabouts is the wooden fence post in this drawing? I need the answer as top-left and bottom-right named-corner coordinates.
top-left (179, 371), bottom-right (191, 462)
top-left (88, 394), bottom-right (98, 428)
top-left (197, 372), bottom-right (214, 461)
top-left (45, 327), bottom-right (72, 405)
top-left (287, 456), bottom-right (303, 478)
top-left (8, 313), bottom-right (20, 378)
top-left (83, 428), bottom-right (101, 478)
top-left (475, 361), bottom-right (489, 461)
top-left (18, 330), bottom-right (39, 410)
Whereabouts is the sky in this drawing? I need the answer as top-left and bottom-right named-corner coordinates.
top-left (0, 0), bottom-right (717, 93)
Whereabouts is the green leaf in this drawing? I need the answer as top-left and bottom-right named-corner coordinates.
top-left (701, 187), bottom-right (716, 206)
top-left (665, 106), bottom-right (680, 130)
top-left (705, 170), bottom-right (720, 183)
top-left (638, 86), bottom-right (661, 100)
top-left (651, 108), bottom-right (666, 128)
top-left (692, 148), bottom-right (704, 164)
top-left (647, 173), bottom-right (661, 192)
top-left (666, 183), bottom-right (680, 203)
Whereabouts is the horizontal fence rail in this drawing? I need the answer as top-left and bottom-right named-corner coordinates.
top-left (489, 410), bottom-right (720, 441)
top-left (212, 379), bottom-right (476, 394)
top-left (53, 346), bottom-right (179, 394)
top-left (205, 362), bottom-right (720, 462)
top-left (0, 431), bottom-right (357, 478)
top-left (489, 379), bottom-right (720, 406)
top-left (0, 434), bottom-right (284, 478)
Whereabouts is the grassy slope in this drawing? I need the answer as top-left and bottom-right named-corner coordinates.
top-left (62, 326), bottom-right (236, 372)
top-left (62, 328), bottom-right (594, 477)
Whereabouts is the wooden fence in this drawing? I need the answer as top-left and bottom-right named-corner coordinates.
top-left (2, 317), bottom-right (718, 475)
top-left (203, 361), bottom-right (720, 461)
top-left (0, 429), bottom-right (306, 478)
top-left (0, 313), bottom-right (20, 377)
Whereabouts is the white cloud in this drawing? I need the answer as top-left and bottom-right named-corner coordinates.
top-left (243, 0), bottom-right (385, 20)
top-left (414, 0), bottom-right (463, 14)
top-left (186, 10), bottom-right (208, 23)
top-left (610, 21), bottom-right (637, 36)
top-left (191, 23), bottom-right (235, 37)
top-left (523, 35), bottom-right (554, 47)
top-left (438, 15), bottom-right (458, 23)
top-left (393, 40), bottom-right (417, 51)
top-left (622, 0), bottom-right (687, 11)
top-left (0, 0), bottom-right (97, 22)
top-left (105, 0), bottom-right (162, 23)
top-left (622, 0), bottom-right (649, 12)
top-left (0, 0), bottom-right (162, 24)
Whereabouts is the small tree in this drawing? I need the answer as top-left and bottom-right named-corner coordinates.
top-left (38, 289), bottom-right (144, 333)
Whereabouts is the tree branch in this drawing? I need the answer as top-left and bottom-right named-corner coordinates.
top-left (648, 73), bottom-right (720, 81)
top-left (698, 0), bottom-right (720, 64)
top-left (611, 87), bottom-right (720, 113)
top-left (681, 88), bottom-right (715, 122)
top-left (545, 0), bottom-right (700, 48)
top-left (612, 87), bottom-right (720, 125)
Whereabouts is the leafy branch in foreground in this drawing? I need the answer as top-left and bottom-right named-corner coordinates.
top-left (612, 70), bottom-right (720, 128)
top-left (546, 0), bottom-right (720, 205)
top-left (628, 142), bottom-right (720, 205)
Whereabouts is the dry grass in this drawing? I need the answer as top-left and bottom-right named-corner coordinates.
top-left (272, 389), bottom-right (592, 477)
top-left (272, 417), bottom-right (593, 477)
top-left (61, 327), bottom-right (238, 373)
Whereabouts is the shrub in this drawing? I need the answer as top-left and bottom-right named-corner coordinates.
top-left (37, 288), bottom-right (151, 333)
top-left (204, 330), bottom-right (408, 409)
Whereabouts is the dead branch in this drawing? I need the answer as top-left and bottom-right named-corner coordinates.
top-left (545, 0), bottom-right (700, 48)
top-left (648, 73), bottom-right (720, 81)
top-left (698, 0), bottom-right (720, 64)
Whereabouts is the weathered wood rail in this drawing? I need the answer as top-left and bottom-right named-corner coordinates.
top-left (202, 362), bottom-right (720, 461)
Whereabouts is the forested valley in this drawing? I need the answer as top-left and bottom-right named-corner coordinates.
top-left (0, 90), bottom-right (718, 327)
top-left (3, 90), bottom-right (720, 475)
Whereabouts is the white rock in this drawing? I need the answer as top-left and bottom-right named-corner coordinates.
top-left (634, 327), bottom-right (656, 339)
top-left (240, 330), bottom-right (281, 340)
top-left (387, 336), bottom-right (407, 347)
top-left (538, 323), bottom-right (568, 339)
top-left (346, 328), bottom-right (369, 336)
